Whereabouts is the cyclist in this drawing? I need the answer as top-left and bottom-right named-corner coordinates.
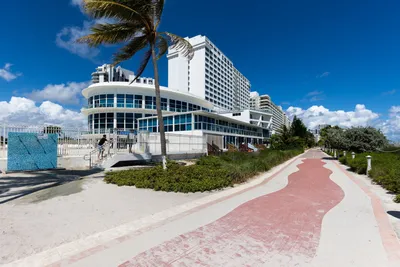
top-left (98, 135), bottom-right (108, 159)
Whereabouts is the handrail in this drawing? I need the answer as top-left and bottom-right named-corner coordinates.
top-left (83, 143), bottom-right (113, 169)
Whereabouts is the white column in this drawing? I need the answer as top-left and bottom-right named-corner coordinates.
top-left (113, 112), bottom-right (117, 129)
top-left (366, 155), bottom-right (372, 173)
top-left (114, 94), bottom-right (117, 108)
top-left (352, 152), bottom-right (356, 159)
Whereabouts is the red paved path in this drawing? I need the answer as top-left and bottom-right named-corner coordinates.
top-left (120, 157), bottom-right (344, 266)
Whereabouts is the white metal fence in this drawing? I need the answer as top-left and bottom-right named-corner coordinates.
top-left (0, 124), bottom-right (98, 159)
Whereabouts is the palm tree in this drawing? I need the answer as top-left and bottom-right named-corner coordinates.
top-left (78, 0), bottom-right (194, 169)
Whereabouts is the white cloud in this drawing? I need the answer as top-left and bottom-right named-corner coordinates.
top-left (316, 72), bottom-right (330, 78)
top-left (56, 21), bottom-right (100, 60)
top-left (382, 89), bottom-right (396, 96)
top-left (29, 81), bottom-right (90, 105)
top-left (71, 0), bottom-right (83, 7)
top-left (286, 104), bottom-right (379, 130)
top-left (0, 97), bottom-right (86, 128)
top-left (307, 90), bottom-right (323, 96)
top-left (0, 63), bottom-right (21, 82)
top-left (302, 90), bottom-right (325, 102)
top-left (379, 106), bottom-right (400, 141)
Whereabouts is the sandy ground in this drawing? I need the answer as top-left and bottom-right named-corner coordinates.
top-left (0, 171), bottom-right (210, 265)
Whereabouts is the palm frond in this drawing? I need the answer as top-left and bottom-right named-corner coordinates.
top-left (134, 49), bottom-right (152, 81)
top-left (83, 0), bottom-right (152, 30)
top-left (155, 35), bottom-right (168, 60)
top-left (161, 32), bottom-right (194, 60)
top-left (77, 22), bottom-right (143, 47)
top-left (154, 0), bottom-right (164, 27)
top-left (112, 35), bottom-right (148, 65)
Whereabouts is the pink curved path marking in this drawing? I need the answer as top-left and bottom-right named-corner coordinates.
top-left (120, 159), bottom-right (344, 266)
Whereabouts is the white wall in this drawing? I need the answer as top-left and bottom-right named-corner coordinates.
top-left (188, 48), bottom-right (206, 99)
top-left (219, 110), bottom-right (251, 124)
top-left (168, 55), bottom-right (189, 93)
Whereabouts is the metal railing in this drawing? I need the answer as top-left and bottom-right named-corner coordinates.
top-left (0, 124), bottom-right (98, 159)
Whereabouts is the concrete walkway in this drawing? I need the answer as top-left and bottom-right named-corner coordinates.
top-left (5, 149), bottom-right (400, 267)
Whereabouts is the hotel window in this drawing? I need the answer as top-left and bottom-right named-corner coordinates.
top-left (154, 97), bottom-right (165, 111)
top-left (169, 99), bottom-right (176, 112)
top-left (117, 94), bottom-right (125, 108)
top-left (117, 113), bottom-right (125, 129)
top-left (88, 114), bottom-right (93, 129)
top-left (134, 113), bottom-right (142, 129)
top-left (145, 96), bottom-right (156, 109)
top-left (125, 113), bottom-right (134, 129)
top-left (99, 113), bottom-right (106, 129)
top-left (163, 116), bottom-right (174, 132)
top-left (176, 101), bottom-right (182, 112)
top-left (135, 95), bottom-right (142, 108)
top-left (107, 113), bottom-right (114, 129)
top-left (94, 114), bottom-right (99, 129)
top-left (94, 95), bottom-right (100, 107)
top-left (88, 97), bottom-right (93, 108)
top-left (174, 114), bottom-right (192, 131)
top-left (126, 95), bottom-right (134, 108)
top-left (181, 101), bottom-right (188, 112)
top-left (107, 94), bottom-right (114, 107)
top-left (99, 95), bottom-right (106, 108)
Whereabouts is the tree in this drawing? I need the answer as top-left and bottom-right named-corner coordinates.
top-left (290, 116), bottom-right (308, 138)
top-left (344, 127), bottom-right (388, 153)
top-left (78, 0), bottom-right (194, 169)
top-left (270, 125), bottom-right (306, 150)
top-left (325, 127), bottom-right (346, 150)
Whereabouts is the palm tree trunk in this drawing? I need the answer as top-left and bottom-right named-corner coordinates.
top-left (151, 43), bottom-right (167, 169)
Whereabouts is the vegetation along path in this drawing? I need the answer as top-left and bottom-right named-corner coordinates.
top-left (8, 149), bottom-right (400, 267)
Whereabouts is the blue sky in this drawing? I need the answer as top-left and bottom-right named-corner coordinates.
top-left (0, 0), bottom-right (399, 139)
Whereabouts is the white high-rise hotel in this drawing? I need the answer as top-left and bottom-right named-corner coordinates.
top-left (168, 35), bottom-right (250, 111)
top-left (82, 35), bottom-right (291, 152)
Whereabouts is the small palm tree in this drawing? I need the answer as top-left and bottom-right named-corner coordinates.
top-left (78, 0), bottom-right (194, 169)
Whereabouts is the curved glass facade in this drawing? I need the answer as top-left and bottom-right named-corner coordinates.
top-left (138, 113), bottom-right (263, 138)
top-left (88, 112), bottom-right (151, 133)
top-left (87, 93), bottom-right (210, 112)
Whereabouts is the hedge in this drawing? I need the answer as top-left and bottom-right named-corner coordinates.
top-left (104, 149), bottom-right (303, 193)
top-left (337, 152), bottom-right (400, 203)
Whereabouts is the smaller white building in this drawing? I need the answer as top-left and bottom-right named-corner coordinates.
top-left (218, 110), bottom-right (272, 132)
top-left (250, 91), bottom-right (290, 134)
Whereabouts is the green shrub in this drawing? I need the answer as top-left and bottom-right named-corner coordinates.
top-left (105, 149), bottom-right (303, 193)
top-left (339, 156), bottom-right (347, 165)
top-left (394, 194), bottom-right (400, 203)
top-left (339, 152), bottom-right (400, 200)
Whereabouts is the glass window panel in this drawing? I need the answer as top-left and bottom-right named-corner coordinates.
top-left (126, 95), bottom-right (134, 108)
top-left (135, 95), bottom-right (142, 108)
top-left (117, 113), bottom-right (125, 129)
top-left (181, 102), bottom-right (187, 112)
top-left (169, 99), bottom-right (176, 112)
top-left (117, 94), bottom-right (125, 108)
top-left (107, 94), bottom-right (114, 107)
